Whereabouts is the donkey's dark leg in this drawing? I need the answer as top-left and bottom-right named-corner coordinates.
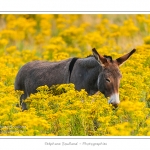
top-left (20, 94), bottom-right (27, 111)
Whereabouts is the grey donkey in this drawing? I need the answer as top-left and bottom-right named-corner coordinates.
top-left (15, 48), bottom-right (136, 110)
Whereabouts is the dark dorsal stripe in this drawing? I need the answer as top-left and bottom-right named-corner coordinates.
top-left (69, 57), bottom-right (78, 82)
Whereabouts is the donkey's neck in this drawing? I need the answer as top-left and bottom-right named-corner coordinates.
top-left (70, 56), bottom-right (102, 95)
top-left (79, 56), bottom-right (101, 69)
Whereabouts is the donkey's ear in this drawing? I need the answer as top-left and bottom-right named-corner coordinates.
top-left (92, 48), bottom-right (108, 66)
top-left (116, 49), bottom-right (136, 66)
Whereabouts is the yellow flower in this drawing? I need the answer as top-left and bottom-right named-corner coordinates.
top-left (0, 39), bottom-right (8, 47)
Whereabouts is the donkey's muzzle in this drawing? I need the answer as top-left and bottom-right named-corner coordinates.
top-left (108, 93), bottom-right (120, 107)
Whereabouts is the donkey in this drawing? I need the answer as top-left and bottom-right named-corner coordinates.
top-left (15, 48), bottom-right (136, 110)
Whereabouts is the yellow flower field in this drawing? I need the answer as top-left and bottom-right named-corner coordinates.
top-left (0, 14), bottom-right (150, 136)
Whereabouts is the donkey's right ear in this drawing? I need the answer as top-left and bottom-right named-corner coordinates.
top-left (116, 49), bottom-right (136, 66)
top-left (92, 48), bottom-right (108, 66)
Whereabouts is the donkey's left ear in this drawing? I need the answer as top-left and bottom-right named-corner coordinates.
top-left (116, 49), bottom-right (136, 66)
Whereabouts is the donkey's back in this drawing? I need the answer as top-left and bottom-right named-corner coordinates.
top-left (15, 59), bottom-right (72, 97)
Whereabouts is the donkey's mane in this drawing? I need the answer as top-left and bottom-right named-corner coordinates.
top-left (86, 55), bottom-right (113, 62)
top-left (86, 55), bottom-right (94, 58)
top-left (104, 55), bottom-right (113, 62)
top-left (82, 54), bottom-right (113, 68)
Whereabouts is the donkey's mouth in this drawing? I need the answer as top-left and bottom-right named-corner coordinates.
top-left (110, 103), bottom-right (119, 108)
top-left (109, 99), bottom-right (119, 108)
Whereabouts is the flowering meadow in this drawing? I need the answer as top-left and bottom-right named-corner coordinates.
top-left (0, 14), bottom-right (150, 136)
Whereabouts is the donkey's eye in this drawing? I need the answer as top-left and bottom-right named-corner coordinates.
top-left (106, 78), bottom-right (110, 82)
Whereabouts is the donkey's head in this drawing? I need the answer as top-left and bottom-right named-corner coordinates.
top-left (92, 48), bottom-right (136, 107)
